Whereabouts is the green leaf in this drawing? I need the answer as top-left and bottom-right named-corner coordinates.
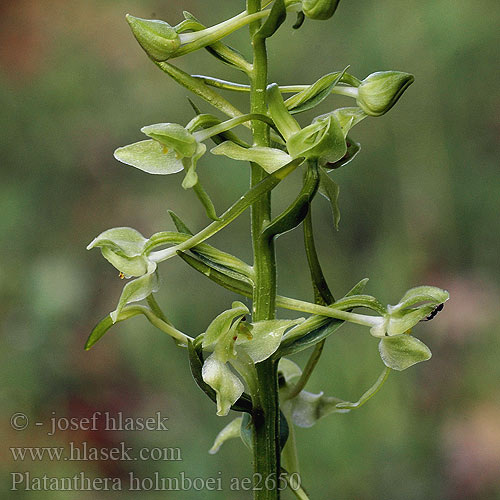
top-left (202, 353), bottom-right (245, 416)
top-left (205, 42), bottom-right (252, 72)
top-left (267, 83), bottom-right (301, 141)
top-left (110, 269), bottom-right (159, 323)
top-left (378, 335), bottom-right (432, 371)
top-left (114, 140), bottom-right (184, 175)
top-left (168, 210), bottom-right (193, 235)
top-left (85, 307), bottom-right (144, 350)
top-left (276, 279), bottom-right (370, 357)
top-left (192, 252), bottom-right (253, 285)
top-left (335, 367), bottom-right (391, 410)
top-left (236, 319), bottom-right (303, 363)
top-left (176, 251), bottom-right (253, 298)
top-left (303, 208), bottom-right (334, 305)
top-left (285, 69), bottom-right (347, 115)
top-left (185, 113), bottom-right (248, 147)
top-left (211, 141), bottom-right (293, 174)
top-left (330, 293), bottom-right (386, 315)
top-left (262, 160), bottom-right (319, 239)
top-left (209, 417), bottom-right (243, 454)
top-left (345, 278), bottom-right (370, 296)
top-left (256, 0), bottom-right (286, 39)
top-left (155, 61), bottom-right (247, 121)
top-left (318, 167), bottom-right (341, 229)
top-left (278, 317), bottom-right (344, 357)
top-left (191, 181), bottom-right (220, 221)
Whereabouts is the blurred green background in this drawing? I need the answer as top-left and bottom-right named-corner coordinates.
top-left (1, 0), bottom-right (499, 498)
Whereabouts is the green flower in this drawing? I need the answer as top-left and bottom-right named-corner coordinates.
top-left (87, 228), bottom-right (159, 323)
top-left (113, 123), bottom-right (206, 189)
top-left (200, 302), bottom-right (303, 416)
top-left (372, 286), bottom-right (449, 371)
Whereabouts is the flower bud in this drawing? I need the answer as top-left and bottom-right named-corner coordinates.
top-left (302, 0), bottom-right (341, 20)
top-left (357, 71), bottom-right (414, 116)
top-left (126, 15), bottom-right (181, 61)
top-left (287, 115), bottom-right (346, 164)
top-left (141, 123), bottom-right (198, 158)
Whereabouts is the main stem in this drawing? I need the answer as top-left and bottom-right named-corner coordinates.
top-left (248, 1), bottom-right (280, 499)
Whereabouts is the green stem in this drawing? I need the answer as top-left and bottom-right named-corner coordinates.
top-left (280, 412), bottom-right (300, 475)
top-left (192, 113), bottom-right (280, 142)
top-left (285, 341), bottom-right (325, 400)
top-left (284, 472), bottom-right (311, 500)
top-left (125, 305), bottom-right (193, 345)
top-left (248, 1), bottom-right (280, 499)
top-left (303, 206), bottom-right (334, 305)
top-left (335, 367), bottom-right (391, 410)
top-left (176, 10), bottom-right (270, 57)
top-left (154, 61), bottom-right (248, 122)
top-left (146, 294), bottom-right (172, 325)
top-left (192, 75), bottom-right (359, 97)
top-left (278, 297), bottom-right (383, 329)
top-left (148, 159), bottom-right (300, 263)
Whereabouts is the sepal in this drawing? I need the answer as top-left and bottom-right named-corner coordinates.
top-left (114, 140), bottom-right (184, 175)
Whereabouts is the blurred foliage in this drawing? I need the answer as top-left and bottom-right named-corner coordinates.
top-left (1, 0), bottom-right (499, 499)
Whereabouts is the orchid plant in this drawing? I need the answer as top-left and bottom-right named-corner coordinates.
top-left (86, 1), bottom-right (448, 498)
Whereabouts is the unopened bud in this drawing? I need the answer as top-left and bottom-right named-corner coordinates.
top-left (126, 15), bottom-right (180, 62)
top-left (357, 71), bottom-right (414, 116)
top-left (302, 0), bottom-right (341, 20)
